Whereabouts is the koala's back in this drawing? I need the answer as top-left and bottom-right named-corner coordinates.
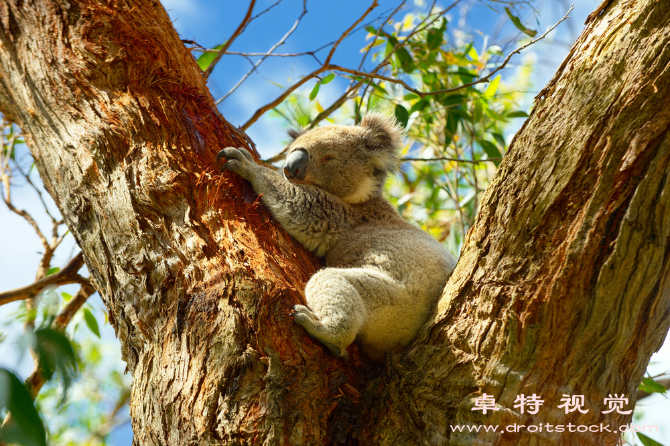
top-left (325, 197), bottom-right (457, 359)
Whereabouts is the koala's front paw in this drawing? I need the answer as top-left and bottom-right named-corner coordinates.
top-left (217, 147), bottom-right (255, 179)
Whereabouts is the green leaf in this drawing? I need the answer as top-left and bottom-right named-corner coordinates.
top-left (507, 110), bottom-right (529, 118)
top-left (480, 140), bottom-right (502, 166)
top-left (473, 100), bottom-right (483, 122)
top-left (505, 7), bottom-right (537, 37)
top-left (83, 308), bottom-right (101, 338)
top-left (637, 433), bottom-right (664, 446)
top-left (437, 94), bottom-right (467, 107)
top-left (395, 104), bottom-right (409, 128)
top-left (427, 17), bottom-right (447, 50)
top-left (483, 75), bottom-right (501, 98)
top-left (0, 369), bottom-right (47, 446)
top-left (365, 25), bottom-right (377, 35)
top-left (366, 81), bottom-right (388, 95)
top-left (444, 111), bottom-right (461, 146)
top-left (409, 99), bottom-right (429, 115)
top-left (450, 108), bottom-right (472, 122)
top-left (467, 46), bottom-right (479, 62)
top-left (395, 47), bottom-right (415, 73)
top-left (46, 266), bottom-right (60, 276)
top-left (61, 292), bottom-right (72, 302)
top-left (320, 73), bottom-right (335, 85)
top-left (309, 82), bottom-right (320, 101)
top-left (457, 66), bottom-right (476, 84)
top-left (491, 132), bottom-right (507, 149)
top-left (196, 43), bottom-right (225, 71)
top-left (639, 377), bottom-right (668, 394)
top-left (34, 328), bottom-right (77, 405)
top-left (485, 107), bottom-right (507, 122)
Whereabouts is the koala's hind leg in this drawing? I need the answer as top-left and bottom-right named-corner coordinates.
top-left (293, 268), bottom-right (370, 358)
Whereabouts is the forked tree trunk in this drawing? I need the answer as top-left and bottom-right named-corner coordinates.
top-left (0, 0), bottom-right (669, 445)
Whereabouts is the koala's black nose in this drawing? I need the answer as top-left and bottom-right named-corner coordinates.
top-left (284, 148), bottom-right (308, 180)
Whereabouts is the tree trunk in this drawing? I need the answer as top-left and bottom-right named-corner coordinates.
top-left (0, 0), bottom-right (669, 445)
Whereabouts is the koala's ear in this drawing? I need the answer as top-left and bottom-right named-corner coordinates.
top-left (287, 127), bottom-right (306, 144)
top-left (360, 112), bottom-right (404, 172)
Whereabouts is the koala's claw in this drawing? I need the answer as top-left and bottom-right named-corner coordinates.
top-left (218, 147), bottom-right (254, 177)
top-left (217, 147), bottom-right (253, 162)
top-left (293, 305), bottom-right (318, 321)
top-left (293, 305), bottom-right (346, 358)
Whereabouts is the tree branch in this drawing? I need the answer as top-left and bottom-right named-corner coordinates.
top-left (402, 156), bottom-right (501, 164)
top-left (1, 169), bottom-right (49, 251)
top-left (216, 0), bottom-right (308, 105)
top-left (0, 252), bottom-right (87, 307)
top-left (327, 5), bottom-right (574, 99)
top-left (241, 0), bottom-right (379, 130)
top-left (203, 0), bottom-right (257, 78)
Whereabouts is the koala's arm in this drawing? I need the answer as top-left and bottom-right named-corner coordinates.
top-left (218, 147), bottom-right (350, 256)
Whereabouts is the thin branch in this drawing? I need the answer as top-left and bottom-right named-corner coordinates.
top-left (216, 0), bottom-right (308, 105)
top-left (325, 3), bottom-right (572, 99)
top-left (402, 157), bottom-right (501, 164)
top-left (208, 50), bottom-right (323, 57)
top-left (1, 164), bottom-right (49, 251)
top-left (53, 280), bottom-right (95, 331)
top-left (324, 0), bottom-right (379, 66)
top-left (310, 77), bottom-right (368, 129)
top-left (0, 252), bottom-right (87, 307)
top-left (88, 388), bottom-right (131, 441)
top-left (403, 4), bottom-right (574, 97)
top-left (13, 160), bottom-right (59, 224)
top-left (203, 0), bottom-right (257, 78)
top-left (241, 1), bottom-right (380, 130)
top-left (249, 0), bottom-right (283, 22)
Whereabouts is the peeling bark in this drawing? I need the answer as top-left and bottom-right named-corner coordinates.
top-left (0, 0), bottom-right (669, 445)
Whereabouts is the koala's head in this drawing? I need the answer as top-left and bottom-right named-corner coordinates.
top-left (283, 112), bottom-right (404, 203)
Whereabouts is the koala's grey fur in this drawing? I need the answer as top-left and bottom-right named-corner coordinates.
top-left (218, 112), bottom-right (457, 361)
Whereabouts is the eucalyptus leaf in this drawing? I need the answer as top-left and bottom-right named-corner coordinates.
top-left (83, 308), bottom-right (101, 338)
top-left (637, 433), bottom-right (664, 446)
top-left (507, 110), bottom-right (529, 118)
top-left (639, 377), bottom-right (667, 394)
top-left (505, 7), bottom-right (537, 37)
top-left (395, 104), bottom-right (409, 128)
top-left (196, 43), bottom-right (225, 71)
top-left (480, 140), bottom-right (502, 166)
top-left (46, 266), bottom-right (60, 276)
top-left (309, 82), bottom-right (320, 101)
top-left (0, 369), bottom-right (47, 446)
top-left (34, 328), bottom-right (77, 405)
top-left (321, 73), bottom-right (336, 85)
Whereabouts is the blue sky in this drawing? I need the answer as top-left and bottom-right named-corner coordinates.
top-left (2, 1), bottom-right (669, 444)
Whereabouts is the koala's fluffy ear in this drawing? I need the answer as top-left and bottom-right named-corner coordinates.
top-left (360, 112), bottom-right (404, 173)
top-left (287, 127), bottom-right (306, 144)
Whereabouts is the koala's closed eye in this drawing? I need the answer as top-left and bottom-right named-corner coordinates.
top-left (320, 155), bottom-right (335, 163)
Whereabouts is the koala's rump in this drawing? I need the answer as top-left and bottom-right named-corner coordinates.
top-left (326, 224), bottom-right (456, 358)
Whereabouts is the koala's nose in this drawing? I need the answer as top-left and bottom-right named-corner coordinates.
top-left (284, 149), bottom-right (308, 180)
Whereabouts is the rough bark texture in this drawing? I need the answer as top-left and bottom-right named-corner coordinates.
top-left (0, 0), bottom-right (669, 445)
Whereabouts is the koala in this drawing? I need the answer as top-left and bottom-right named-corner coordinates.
top-left (218, 112), bottom-right (457, 362)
